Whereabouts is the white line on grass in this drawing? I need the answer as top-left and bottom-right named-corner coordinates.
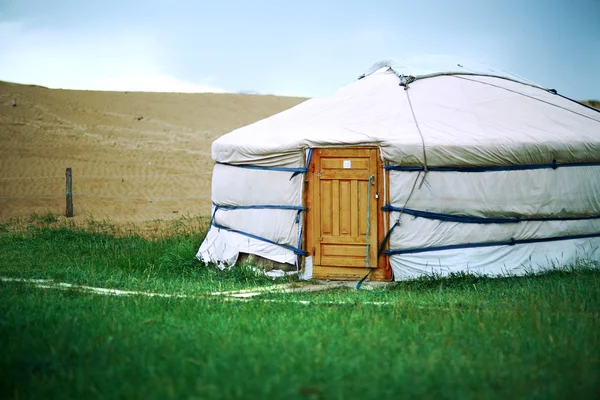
top-left (0, 277), bottom-right (393, 306)
top-left (1, 277), bottom-right (190, 298)
top-left (210, 283), bottom-right (295, 296)
top-left (211, 281), bottom-right (353, 298)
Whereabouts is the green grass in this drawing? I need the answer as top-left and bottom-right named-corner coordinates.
top-left (0, 214), bottom-right (282, 294)
top-left (0, 215), bottom-right (599, 399)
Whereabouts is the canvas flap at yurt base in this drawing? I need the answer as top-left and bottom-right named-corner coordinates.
top-left (197, 57), bottom-right (600, 281)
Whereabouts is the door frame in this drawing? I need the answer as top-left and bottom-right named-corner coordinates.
top-left (303, 147), bottom-right (392, 281)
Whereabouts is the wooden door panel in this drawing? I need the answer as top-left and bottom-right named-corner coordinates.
top-left (318, 148), bottom-right (375, 157)
top-left (311, 148), bottom-right (378, 270)
top-left (358, 180), bottom-right (368, 236)
top-left (321, 255), bottom-right (369, 268)
top-left (320, 170), bottom-right (369, 180)
top-left (321, 243), bottom-right (366, 257)
top-left (321, 158), bottom-right (370, 171)
top-left (319, 236), bottom-right (368, 245)
top-left (317, 179), bottom-right (373, 239)
top-left (320, 180), bottom-right (332, 235)
top-left (305, 147), bottom-right (391, 281)
top-left (339, 180), bottom-right (351, 235)
top-left (350, 180), bottom-right (358, 236)
top-left (331, 181), bottom-right (340, 236)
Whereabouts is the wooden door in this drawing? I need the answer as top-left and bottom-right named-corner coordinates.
top-left (306, 148), bottom-right (390, 281)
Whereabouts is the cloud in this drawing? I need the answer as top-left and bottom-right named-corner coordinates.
top-left (88, 74), bottom-right (227, 93)
top-left (0, 21), bottom-right (227, 93)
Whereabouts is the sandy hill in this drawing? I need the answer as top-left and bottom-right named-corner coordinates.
top-left (0, 81), bottom-right (306, 224)
top-left (1, 81), bottom-right (596, 226)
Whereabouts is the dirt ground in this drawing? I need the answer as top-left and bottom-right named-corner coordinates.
top-left (0, 81), bottom-right (305, 225)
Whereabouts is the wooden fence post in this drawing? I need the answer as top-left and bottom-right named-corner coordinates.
top-left (66, 168), bottom-right (73, 217)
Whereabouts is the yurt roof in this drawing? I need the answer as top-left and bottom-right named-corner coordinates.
top-left (359, 55), bottom-right (542, 88)
top-left (212, 58), bottom-right (600, 169)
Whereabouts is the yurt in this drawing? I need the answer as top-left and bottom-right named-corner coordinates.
top-left (197, 57), bottom-right (600, 281)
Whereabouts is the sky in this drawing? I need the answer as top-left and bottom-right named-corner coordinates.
top-left (1, 0), bottom-right (599, 99)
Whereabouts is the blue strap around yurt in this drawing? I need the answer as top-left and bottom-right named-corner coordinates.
top-left (210, 150), bottom-right (314, 257)
top-left (385, 160), bottom-right (600, 173)
top-left (377, 206), bottom-right (600, 257)
top-left (210, 203), bottom-right (307, 255)
top-left (381, 205), bottom-right (600, 223)
top-left (215, 161), bottom-right (307, 173)
top-left (291, 148), bottom-right (313, 178)
top-left (216, 149), bottom-right (313, 179)
top-left (214, 203), bottom-right (307, 211)
top-left (211, 221), bottom-right (308, 256)
top-left (385, 232), bottom-right (600, 256)
top-left (377, 220), bottom-right (399, 256)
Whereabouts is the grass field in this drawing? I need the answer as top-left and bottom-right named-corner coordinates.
top-left (1, 215), bottom-right (599, 399)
